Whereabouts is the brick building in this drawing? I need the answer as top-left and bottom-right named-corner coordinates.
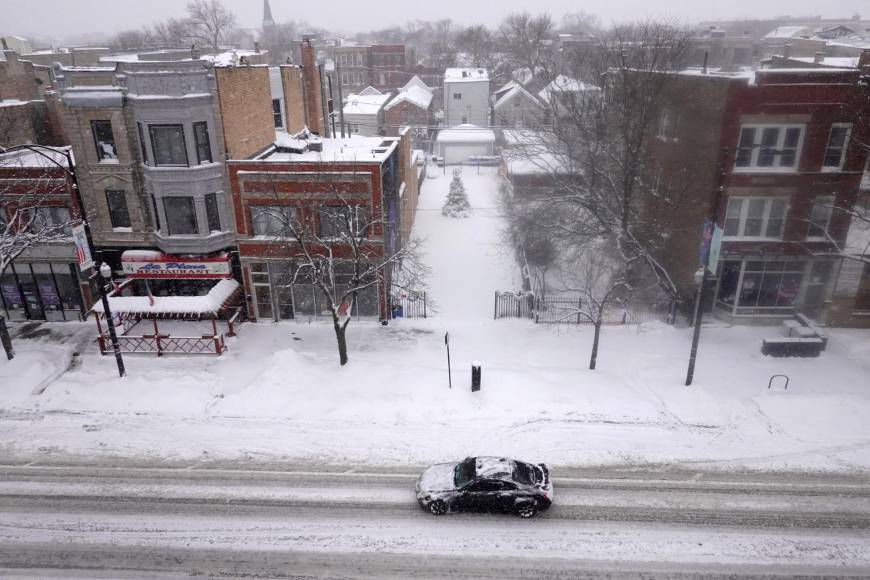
top-left (645, 60), bottom-right (870, 325)
top-left (0, 147), bottom-right (90, 321)
top-left (383, 75), bottom-right (434, 149)
top-left (0, 50), bottom-right (66, 147)
top-left (227, 129), bottom-right (418, 322)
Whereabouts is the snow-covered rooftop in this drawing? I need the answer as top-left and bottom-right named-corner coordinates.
top-left (203, 50), bottom-right (262, 66)
top-left (401, 75), bottom-right (431, 92)
top-left (538, 75), bottom-right (597, 102)
top-left (343, 91), bottom-right (392, 116)
top-left (493, 82), bottom-right (544, 110)
top-left (384, 85), bottom-right (433, 111)
top-left (763, 26), bottom-right (814, 39)
top-left (789, 56), bottom-right (860, 68)
top-left (0, 145), bottom-right (74, 168)
top-left (264, 135), bottom-right (398, 163)
top-left (92, 278), bottom-right (240, 316)
top-left (436, 124), bottom-right (496, 143)
top-left (444, 68), bottom-right (489, 82)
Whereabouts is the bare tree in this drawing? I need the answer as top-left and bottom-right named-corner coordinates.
top-left (456, 25), bottom-right (495, 69)
top-left (152, 18), bottom-right (196, 47)
top-left (186, 0), bottom-right (237, 53)
top-left (498, 12), bottom-right (556, 77)
top-left (0, 150), bottom-right (78, 359)
top-left (256, 180), bottom-right (426, 366)
top-left (530, 21), bottom-right (692, 304)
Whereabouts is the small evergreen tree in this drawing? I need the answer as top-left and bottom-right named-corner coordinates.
top-left (442, 169), bottom-right (471, 217)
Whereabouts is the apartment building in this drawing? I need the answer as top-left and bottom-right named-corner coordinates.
top-left (443, 68), bottom-right (490, 127)
top-left (643, 57), bottom-right (870, 326)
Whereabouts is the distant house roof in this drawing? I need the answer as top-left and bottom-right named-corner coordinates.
top-left (343, 91), bottom-right (392, 116)
top-left (537, 75), bottom-right (597, 103)
top-left (358, 85), bottom-right (383, 96)
top-left (436, 124), bottom-right (495, 143)
top-left (763, 26), bottom-right (813, 39)
top-left (384, 84), bottom-right (433, 111)
top-left (493, 81), bottom-right (545, 111)
top-left (401, 74), bottom-right (431, 92)
top-left (444, 67), bottom-right (489, 82)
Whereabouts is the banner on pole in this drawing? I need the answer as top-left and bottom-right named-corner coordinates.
top-left (72, 224), bottom-right (93, 272)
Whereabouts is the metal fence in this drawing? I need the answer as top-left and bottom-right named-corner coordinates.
top-left (494, 291), bottom-right (535, 319)
top-left (494, 290), bottom-right (675, 326)
top-left (391, 291), bottom-right (428, 319)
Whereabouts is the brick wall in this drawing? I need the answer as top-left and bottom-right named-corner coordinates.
top-left (280, 65), bottom-right (307, 134)
top-left (0, 50), bottom-right (40, 101)
top-left (300, 39), bottom-right (325, 135)
top-left (215, 65), bottom-right (274, 160)
top-left (396, 127), bottom-right (419, 244)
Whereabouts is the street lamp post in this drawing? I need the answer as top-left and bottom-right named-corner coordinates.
top-left (685, 148), bottom-right (728, 387)
top-left (0, 144), bottom-right (126, 377)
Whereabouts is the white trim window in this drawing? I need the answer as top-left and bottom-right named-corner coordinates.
top-left (723, 197), bottom-right (788, 239)
top-left (822, 124), bottom-right (851, 171)
top-left (807, 196), bottom-right (834, 240)
top-left (734, 124), bottom-right (803, 171)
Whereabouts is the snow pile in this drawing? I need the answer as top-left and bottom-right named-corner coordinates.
top-left (92, 278), bottom-right (239, 315)
top-left (442, 169), bottom-right (472, 217)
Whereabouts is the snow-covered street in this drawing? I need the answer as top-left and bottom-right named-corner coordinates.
top-left (1, 463), bottom-right (868, 578)
top-left (1, 166), bottom-right (870, 473)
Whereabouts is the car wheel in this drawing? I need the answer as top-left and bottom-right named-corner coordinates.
top-left (515, 501), bottom-right (537, 518)
top-left (428, 500), bottom-right (448, 516)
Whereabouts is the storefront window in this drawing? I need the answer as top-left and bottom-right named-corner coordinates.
top-left (52, 263), bottom-right (83, 312)
top-left (1, 271), bottom-right (25, 320)
top-left (855, 264), bottom-right (870, 312)
top-left (717, 259), bottom-right (806, 315)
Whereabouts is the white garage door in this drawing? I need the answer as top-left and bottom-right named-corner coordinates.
top-left (440, 142), bottom-right (491, 164)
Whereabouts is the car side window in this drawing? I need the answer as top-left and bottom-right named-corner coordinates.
top-left (471, 480), bottom-right (508, 492)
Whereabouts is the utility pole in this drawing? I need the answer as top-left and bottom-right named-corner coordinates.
top-left (335, 57), bottom-right (346, 137)
top-left (685, 148), bottom-right (728, 386)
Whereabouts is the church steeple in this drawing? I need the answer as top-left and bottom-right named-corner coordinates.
top-left (263, 0), bottom-right (275, 27)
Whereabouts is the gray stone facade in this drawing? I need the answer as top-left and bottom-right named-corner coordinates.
top-left (57, 60), bottom-right (236, 261)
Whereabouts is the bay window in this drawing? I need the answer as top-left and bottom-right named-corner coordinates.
top-left (149, 124), bottom-right (188, 166)
top-left (734, 125), bottom-right (803, 171)
top-left (193, 122), bottom-right (213, 165)
top-left (723, 197), bottom-right (787, 239)
top-left (204, 193), bottom-right (222, 233)
top-left (163, 197), bottom-right (198, 235)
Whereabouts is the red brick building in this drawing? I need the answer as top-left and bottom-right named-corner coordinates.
top-left (0, 147), bottom-right (91, 321)
top-left (647, 59), bottom-right (870, 325)
top-left (227, 132), bottom-right (413, 322)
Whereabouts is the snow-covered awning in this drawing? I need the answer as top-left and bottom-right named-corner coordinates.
top-left (92, 279), bottom-right (241, 318)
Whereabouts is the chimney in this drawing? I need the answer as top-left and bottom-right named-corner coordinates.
top-left (814, 52), bottom-right (825, 64)
top-left (300, 37), bottom-right (325, 135)
top-left (783, 43), bottom-right (791, 58)
top-left (859, 50), bottom-right (870, 70)
top-left (254, 41), bottom-right (260, 54)
top-left (191, 44), bottom-right (201, 60)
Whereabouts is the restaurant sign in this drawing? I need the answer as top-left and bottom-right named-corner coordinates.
top-left (121, 253), bottom-right (231, 279)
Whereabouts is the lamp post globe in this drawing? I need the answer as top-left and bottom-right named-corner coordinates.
top-left (99, 262), bottom-right (112, 280)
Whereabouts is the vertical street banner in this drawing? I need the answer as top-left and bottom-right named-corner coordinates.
top-left (707, 225), bottom-right (723, 275)
top-left (72, 224), bottom-right (93, 272)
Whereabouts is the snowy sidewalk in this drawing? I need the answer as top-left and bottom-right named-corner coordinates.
top-left (414, 165), bottom-right (518, 321)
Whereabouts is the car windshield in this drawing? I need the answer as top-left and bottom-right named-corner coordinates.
top-left (453, 457), bottom-right (475, 488)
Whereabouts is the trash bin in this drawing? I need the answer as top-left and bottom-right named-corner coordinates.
top-left (471, 361), bottom-right (481, 392)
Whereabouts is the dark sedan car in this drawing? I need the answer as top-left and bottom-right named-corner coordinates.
top-left (416, 456), bottom-right (553, 518)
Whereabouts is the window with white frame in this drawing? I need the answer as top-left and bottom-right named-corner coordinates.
top-left (30, 206), bottom-right (72, 235)
top-left (453, 93), bottom-right (462, 100)
top-left (723, 197), bottom-right (787, 239)
top-left (734, 125), bottom-right (803, 171)
top-left (822, 124), bottom-right (851, 171)
top-left (807, 196), bottom-right (834, 239)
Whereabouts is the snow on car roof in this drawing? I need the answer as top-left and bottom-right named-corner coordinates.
top-left (475, 456), bottom-right (514, 479)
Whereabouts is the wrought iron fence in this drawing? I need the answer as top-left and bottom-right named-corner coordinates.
top-left (493, 291), bottom-right (535, 319)
top-left (391, 291), bottom-right (428, 319)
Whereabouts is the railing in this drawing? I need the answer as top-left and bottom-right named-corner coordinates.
top-left (494, 291), bottom-right (535, 320)
top-left (98, 333), bottom-right (227, 355)
top-left (391, 292), bottom-right (427, 319)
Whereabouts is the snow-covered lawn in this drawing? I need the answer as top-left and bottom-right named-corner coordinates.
top-left (1, 165), bottom-right (869, 472)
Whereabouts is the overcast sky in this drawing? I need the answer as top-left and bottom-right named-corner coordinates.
top-left (1, 0), bottom-right (866, 44)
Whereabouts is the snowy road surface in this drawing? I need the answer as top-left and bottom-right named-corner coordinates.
top-left (0, 463), bottom-right (868, 578)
